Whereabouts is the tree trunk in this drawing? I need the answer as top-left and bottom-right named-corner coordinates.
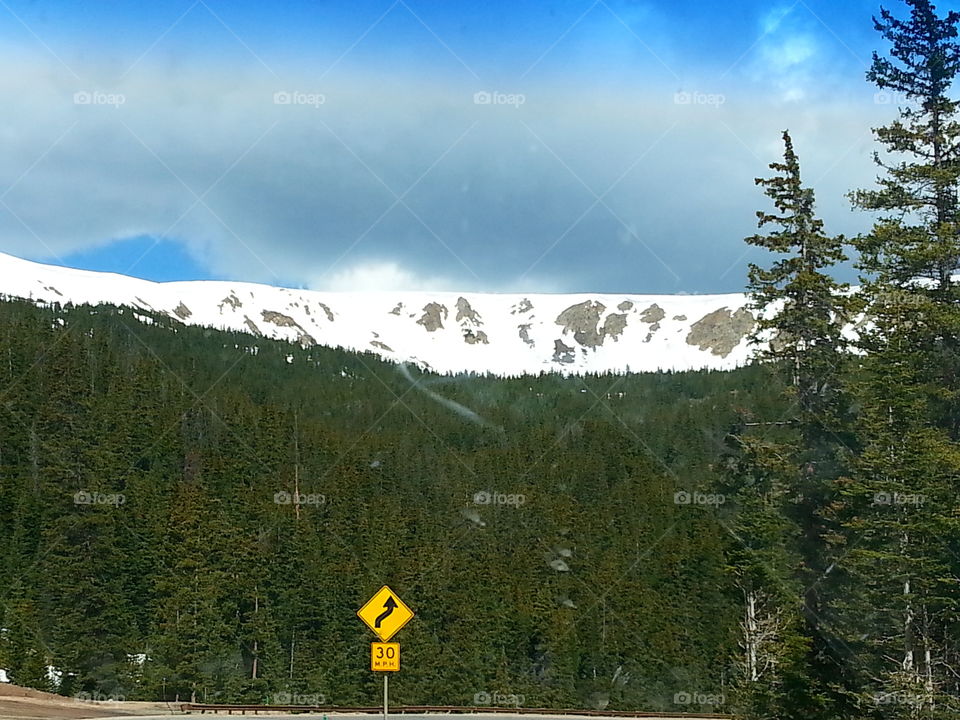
top-left (745, 588), bottom-right (759, 682)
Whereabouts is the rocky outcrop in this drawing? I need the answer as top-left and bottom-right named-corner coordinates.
top-left (417, 303), bottom-right (448, 332)
top-left (556, 300), bottom-right (606, 348)
top-left (243, 316), bottom-right (262, 336)
top-left (370, 340), bottom-right (393, 352)
top-left (768, 330), bottom-right (787, 354)
top-left (553, 339), bottom-right (575, 364)
top-left (316, 303), bottom-right (334, 322)
top-left (518, 324), bottom-right (534, 347)
top-left (463, 329), bottom-right (489, 345)
top-left (173, 301), bottom-right (192, 319)
top-left (219, 292), bottom-right (241, 311)
top-left (601, 313), bottom-right (627, 341)
top-left (262, 310), bottom-right (301, 328)
top-left (261, 310), bottom-right (315, 346)
top-left (511, 298), bottom-right (533, 314)
top-left (686, 307), bottom-right (756, 357)
top-left (640, 303), bottom-right (665, 325)
top-left (640, 303), bottom-right (665, 342)
top-left (456, 297), bottom-right (482, 325)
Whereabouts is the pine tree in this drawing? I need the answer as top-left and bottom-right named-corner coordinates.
top-left (831, 316), bottom-right (960, 718)
top-left (852, 0), bottom-right (960, 292)
top-left (836, 1), bottom-right (960, 715)
top-left (747, 130), bottom-right (850, 423)
top-left (716, 429), bottom-right (797, 712)
top-left (146, 472), bottom-right (239, 703)
top-left (850, 0), bottom-right (960, 437)
top-left (733, 131), bottom-right (852, 718)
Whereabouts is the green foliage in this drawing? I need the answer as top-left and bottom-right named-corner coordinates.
top-left (732, 129), bottom-right (853, 720)
top-left (0, 296), bottom-right (776, 709)
top-left (852, 0), bottom-right (960, 289)
top-left (833, 1), bottom-right (960, 716)
top-left (746, 130), bottom-right (851, 429)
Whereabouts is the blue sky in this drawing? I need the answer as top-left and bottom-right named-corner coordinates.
top-left (0, 0), bottom-right (952, 293)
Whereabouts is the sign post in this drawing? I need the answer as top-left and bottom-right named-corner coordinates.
top-left (358, 587), bottom-right (414, 720)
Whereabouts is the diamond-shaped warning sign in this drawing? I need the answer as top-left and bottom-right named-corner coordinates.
top-left (357, 586), bottom-right (414, 642)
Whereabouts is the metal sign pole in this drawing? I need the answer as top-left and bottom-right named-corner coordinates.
top-left (383, 674), bottom-right (389, 720)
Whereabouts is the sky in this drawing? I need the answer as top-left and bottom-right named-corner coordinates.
top-left (0, 0), bottom-right (951, 294)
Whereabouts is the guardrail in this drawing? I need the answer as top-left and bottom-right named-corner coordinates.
top-left (178, 704), bottom-right (730, 718)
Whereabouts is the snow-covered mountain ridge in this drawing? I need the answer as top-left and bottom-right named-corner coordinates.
top-left (0, 252), bottom-right (760, 375)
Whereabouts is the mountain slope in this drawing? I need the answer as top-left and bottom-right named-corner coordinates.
top-left (0, 252), bottom-right (758, 375)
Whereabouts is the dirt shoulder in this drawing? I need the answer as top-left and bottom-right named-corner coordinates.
top-left (0, 684), bottom-right (171, 719)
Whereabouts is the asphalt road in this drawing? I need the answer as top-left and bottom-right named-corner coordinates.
top-left (99, 714), bottom-right (726, 720)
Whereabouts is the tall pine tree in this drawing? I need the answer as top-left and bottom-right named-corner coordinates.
top-left (837, 1), bottom-right (960, 715)
top-left (728, 130), bottom-right (852, 719)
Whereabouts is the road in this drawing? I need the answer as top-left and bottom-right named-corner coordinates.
top-left (98, 714), bottom-right (728, 720)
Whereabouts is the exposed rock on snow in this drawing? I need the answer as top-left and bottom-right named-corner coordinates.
top-left (456, 297), bottom-right (482, 325)
top-left (686, 307), bottom-right (756, 357)
top-left (553, 339), bottom-right (576, 364)
top-left (518, 324), bottom-right (535, 347)
top-left (417, 302), bottom-right (448, 332)
top-left (556, 300), bottom-right (607, 348)
top-left (640, 303), bottom-right (665, 325)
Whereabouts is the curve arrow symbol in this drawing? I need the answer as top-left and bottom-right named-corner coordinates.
top-left (375, 596), bottom-right (397, 628)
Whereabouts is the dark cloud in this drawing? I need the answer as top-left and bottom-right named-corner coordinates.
top-left (0, 53), bottom-right (880, 292)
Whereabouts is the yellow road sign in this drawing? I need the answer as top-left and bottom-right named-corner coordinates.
top-left (357, 585), bottom-right (414, 642)
top-left (371, 642), bottom-right (400, 672)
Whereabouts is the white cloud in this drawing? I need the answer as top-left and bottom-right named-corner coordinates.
top-left (766, 34), bottom-right (818, 70)
top-left (315, 259), bottom-right (563, 293)
top-left (761, 5), bottom-right (796, 35)
top-left (749, 33), bottom-right (819, 101)
top-left (744, 4), bottom-right (838, 104)
top-left (316, 260), bottom-right (458, 292)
